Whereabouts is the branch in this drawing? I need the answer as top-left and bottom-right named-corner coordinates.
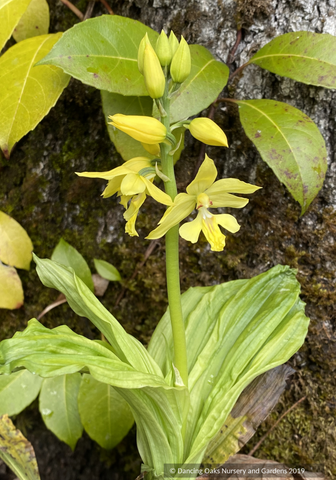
top-left (59, 0), bottom-right (84, 20)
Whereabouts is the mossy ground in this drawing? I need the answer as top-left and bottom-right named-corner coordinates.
top-left (0, 1), bottom-right (335, 478)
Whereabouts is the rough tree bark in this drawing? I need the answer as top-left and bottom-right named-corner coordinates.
top-left (0, 0), bottom-right (335, 478)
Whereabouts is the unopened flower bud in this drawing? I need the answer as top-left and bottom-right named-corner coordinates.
top-left (188, 118), bottom-right (228, 147)
top-left (143, 43), bottom-right (165, 98)
top-left (108, 114), bottom-right (167, 144)
top-left (170, 36), bottom-right (191, 83)
top-left (155, 30), bottom-right (172, 66)
top-left (169, 31), bottom-right (179, 57)
top-left (138, 33), bottom-right (150, 74)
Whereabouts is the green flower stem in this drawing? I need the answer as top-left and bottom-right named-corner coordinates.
top-left (160, 87), bottom-right (188, 389)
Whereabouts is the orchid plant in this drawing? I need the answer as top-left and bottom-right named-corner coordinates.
top-left (0, 27), bottom-right (310, 480)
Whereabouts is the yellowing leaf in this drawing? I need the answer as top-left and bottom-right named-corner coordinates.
top-left (0, 264), bottom-right (24, 310)
top-left (13, 0), bottom-right (49, 42)
top-left (0, 0), bottom-right (32, 52)
top-left (0, 211), bottom-right (33, 270)
top-left (0, 414), bottom-right (40, 480)
top-left (0, 33), bottom-right (70, 158)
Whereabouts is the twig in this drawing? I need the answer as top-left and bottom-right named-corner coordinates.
top-left (227, 29), bottom-right (242, 66)
top-left (247, 396), bottom-right (307, 457)
top-left (114, 240), bottom-right (161, 307)
top-left (83, 0), bottom-right (95, 20)
top-left (100, 0), bottom-right (114, 14)
top-left (59, 0), bottom-right (84, 20)
top-left (229, 61), bottom-right (250, 81)
top-left (37, 295), bottom-right (67, 320)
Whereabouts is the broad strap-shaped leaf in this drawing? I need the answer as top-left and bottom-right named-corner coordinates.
top-left (12, 0), bottom-right (49, 43)
top-left (170, 45), bottom-right (229, 123)
top-left (39, 374), bottom-right (83, 450)
top-left (78, 373), bottom-right (133, 449)
top-left (149, 265), bottom-right (309, 467)
top-left (0, 414), bottom-right (40, 480)
top-left (249, 31), bottom-right (336, 89)
top-left (235, 99), bottom-right (327, 214)
top-left (34, 255), bottom-right (162, 376)
top-left (94, 259), bottom-right (121, 282)
top-left (0, 0), bottom-right (32, 52)
top-left (51, 238), bottom-right (94, 291)
top-left (0, 370), bottom-right (42, 416)
top-left (38, 16), bottom-right (158, 96)
top-left (203, 364), bottom-right (294, 464)
top-left (0, 264), bottom-right (24, 309)
top-left (0, 211), bottom-right (33, 270)
top-left (0, 319), bottom-right (187, 477)
top-left (101, 91), bottom-right (156, 160)
top-left (0, 33), bottom-right (70, 159)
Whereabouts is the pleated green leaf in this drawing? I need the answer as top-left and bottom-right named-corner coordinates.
top-left (0, 318), bottom-right (188, 477)
top-left (0, 34), bottom-right (70, 158)
top-left (0, 0), bottom-right (32, 52)
top-left (250, 31), bottom-right (336, 88)
top-left (39, 374), bottom-right (83, 450)
top-left (0, 370), bottom-right (42, 416)
top-left (78, 374), bottom-right (133, 449)
top-left (33, 255), bottom-right (162, 376)
top-left (12, 0), bottom-right (49, 42)
top-left (38, 16), bottom-right (158, 96)
top-left (236, 99), bottom-right (327, 214)
top-left (149, 265), bottom-right (309, 466)
top-left (51, 238), bottom-right (94, 291)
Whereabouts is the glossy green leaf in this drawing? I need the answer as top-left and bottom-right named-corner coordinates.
top-left (170, 45), bottom-right (229, 123)
top-left (236, 99), bottom-right (327, 213)
top-left (0, 318), bottom-right (188, 476)
top-left (0, 33), bottom-right (70, 159)
top-left (78, 374), bottom-right (133, 449)
top-left (0, 211), bottom-right (33, 270)
top-left (13, 0), bottom-right (49, 42)
top-left (94, 259), bottom-right (121, 282)
top-left (38, 16), bottom-right (158, 96)
top-left (0, 370), bottom-right (42, 416)
top-left (51, 238), bottom-right (94, 291)
top-left (0, 415), bottom-right (40, 480)
top-left (149, 265), bottom-right (309, 465)
top-left (0, 0), bottom-right (32, 52)
top-left (0, 264), bottom-right (24, 309)
top-left (101, 91), bottom-right (156, 160)
top-left (39, 374), bottom-right (83, 450)
top-left (250, 31), bottom-right (336, 88)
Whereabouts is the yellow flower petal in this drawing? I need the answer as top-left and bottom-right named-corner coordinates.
top-left (102, 177), bottom-right (124, 198)
top-left (146, 194), bottom-right (195, 239)
top-left (120, 173), bottom-right (146, 196)
top-left (141, 143), bottom-right (161, 156)
top-left (179, 213), bottom-right (202, 243)
top-left (209, 192), bottom-right (249, 209)
top-left (125, 214), bottom-right (138, 237)
top-left (206, 178), bottom-right (261, 195)
top-left (201, 214), bottom-right (226, 252)
top-left (119, 194), bottom-right (132, 209)
top-left (142, 177), bottom-right (172, 206)
top-left (186, 155), bottom-right (217, 196)
top-left (215, 214), bottom-right (240, 233)
top-left (124, 192), bottom-right (146, 223)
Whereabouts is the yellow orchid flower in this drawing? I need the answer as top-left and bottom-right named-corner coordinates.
top-left (147, 155), bottom-right (261, 251)
top-left (76, 157), bottom-right (172, 237)
top-left (187, 118), bottom-right (228, 147)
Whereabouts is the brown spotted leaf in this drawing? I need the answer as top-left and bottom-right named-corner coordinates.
top-left (0, 414), bottom-right (40, 480)
top-left (236, 99), bottom-right (327, 214)
top-left (249, 32), bottom-right (336, 89)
